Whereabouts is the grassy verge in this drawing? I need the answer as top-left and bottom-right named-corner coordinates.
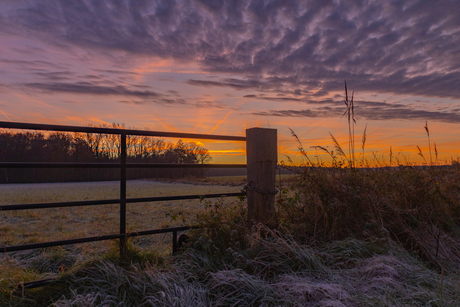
top-left (3, 225), bottom-right (459, 306)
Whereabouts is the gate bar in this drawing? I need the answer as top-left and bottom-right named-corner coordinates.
top-left (0, 226), bottom-right (196, 253)
top-left (0, 121), bottom-right (246, 141)
top-left (0, 192), bottom-right (247, 211)
top-left (0, 162), bottom-right (247, 168)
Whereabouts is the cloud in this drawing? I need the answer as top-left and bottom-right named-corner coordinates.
top-left (93, 69), bottom-right (139, 75)
top-left (25, 82), bottom-right (161, 98)
top-left (187, 78), bottom-right (269, 91)
top-left (253, 107), bottom-right (343, 118)
top-left (1, 0), bottom-right (459, 101)
top-left (243, 94), bottom-right (336, 104)
top-left (0, 59), bottom-right (67, 70)
top-left (23, 81), bottom-right (227, 108)
top-left (118, 100), bottom-right (146, 105)
top-left (253, 103), bottom-right (460, 124)
top-left (33, 71), bottom-right (71, 81)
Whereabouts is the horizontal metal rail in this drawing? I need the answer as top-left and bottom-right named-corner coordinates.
top-left (14, 225), bottom-right (199, 290)
top-left (0, 121), bottom-right (246, 141)
top-left (0, 162), bottom-right (247, 168)
top-left (19, 279), bottom-right (56, 290)
top-left (0, 226), bottom-right (197, 253)
top-left (0, 192), bottom-right (246, 211)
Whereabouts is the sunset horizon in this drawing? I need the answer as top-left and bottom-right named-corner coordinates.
top-left (1, 0), bottom-right (459, 166)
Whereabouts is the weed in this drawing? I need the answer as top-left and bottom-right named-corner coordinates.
top-left (343, 80), bottom-right (356, 168)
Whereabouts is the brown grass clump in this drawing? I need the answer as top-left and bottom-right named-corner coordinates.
top-left (277, 160), bottom-right (460, 273)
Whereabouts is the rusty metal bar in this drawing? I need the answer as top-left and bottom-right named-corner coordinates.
top-left (0, 226), bottom-right (196, 253)
top-left (1, 233), bottom-right (123, 253)
top-left (0, 121), bottom-right (246, 141)
top-left (0, 192), bottom-right (246, 211)
top-left (0, 199), bottom-right (119, 211)
top-left (0, 162), bottom-right (120, 168)
top-left (19, 279), bottom-right (55, 290)
top-left (0, 162), bottom-right (246, 168)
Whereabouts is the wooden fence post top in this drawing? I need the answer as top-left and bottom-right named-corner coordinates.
top-left (245, 128), bottom-right (277, 161)
top-left (245, 127), bottom-right (277, 134)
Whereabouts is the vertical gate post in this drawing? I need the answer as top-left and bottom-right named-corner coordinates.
top-left (172, 230), bottom-right (178, 255)
top-left (246, 128), bottom-right (277, 227)
top-left (120, 132), bottom-right (127, 257)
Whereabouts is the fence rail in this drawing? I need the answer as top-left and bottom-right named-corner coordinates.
top-left (0, 121), bottom-right (246, 141)
top-left (0, 162), bottom-right (247, 168)
top-left (0, 121), bottom-right (247, 257)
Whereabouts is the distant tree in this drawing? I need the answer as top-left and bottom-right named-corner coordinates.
top-left (0, 124), bottom-right (212, 183)
top-left (46, 132), bottom-right (72, 162)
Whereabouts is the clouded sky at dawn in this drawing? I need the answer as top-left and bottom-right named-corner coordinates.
top-left (1, 0), bottom-right (459, 164)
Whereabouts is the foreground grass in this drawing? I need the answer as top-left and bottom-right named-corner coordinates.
top-left (2, 229), bottom-right (459, 306)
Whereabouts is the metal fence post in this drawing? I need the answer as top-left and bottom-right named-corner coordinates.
top-left (246, 128), bottom-right (277, 227)
top-left (172, 230), bottom-right (178, 255)
top-left (120, 132), bottom-right (127, 256)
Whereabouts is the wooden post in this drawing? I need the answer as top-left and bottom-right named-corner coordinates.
top-left (246, 128), bottom-right (277, 227)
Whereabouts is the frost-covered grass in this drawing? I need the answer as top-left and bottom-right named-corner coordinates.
top-left (2, 167), bottom-right (460, 306)
top-left (2, 229), bottom-right (459, 306)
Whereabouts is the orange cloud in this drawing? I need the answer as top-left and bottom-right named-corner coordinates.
top-left (132, 59), bottom-right (209, 81)
top-left (209, 101), bottom-right (247, 133)
top-left (0, 108), bottom-right (12, 121)
top-left (14, 94), bottom-right (56, 108)
top-left (208, 149), bottom-right (246, 156)
top-left (147, 114), bottom-right (179, 132)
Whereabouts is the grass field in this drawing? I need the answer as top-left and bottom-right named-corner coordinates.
top-left (1, 170), bottom-right (460, 306)
top-left (0, 175), bottom-right (296, 255)
top-left (0, 179), bottom-right (243, 252)
top-left (0, 178), bottom-right (247, 304)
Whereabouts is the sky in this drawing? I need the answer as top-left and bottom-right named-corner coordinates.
top-left (0, 0), bottom-right (459, 165)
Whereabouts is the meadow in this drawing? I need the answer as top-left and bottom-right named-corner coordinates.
top-left (0, 179), bottom-right (243, 253)
top-left (1, 167), bottom-right (460, 306)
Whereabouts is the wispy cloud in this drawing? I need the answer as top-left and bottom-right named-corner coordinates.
top-left (0, 108), bottom-right (12, 121)
top-left (253, 104), bottom-right (460, 124)
top-left (24, 82), bottom-right (161, 98)
top-left (209, 101), bottom-right (247, 133)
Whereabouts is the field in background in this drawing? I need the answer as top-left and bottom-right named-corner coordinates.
top-left (0, 179), bottom-right (242, 256)
top-left (184, 173), bottom-right (296, 185)
top-left (0, 174), bottom-right (296, 253)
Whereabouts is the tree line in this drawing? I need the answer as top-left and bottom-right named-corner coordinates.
top-left (0, 124), bottom-right (212, 183)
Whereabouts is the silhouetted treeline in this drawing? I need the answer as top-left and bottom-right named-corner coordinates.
top-left (0, 124), bottom-right (211, 183)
